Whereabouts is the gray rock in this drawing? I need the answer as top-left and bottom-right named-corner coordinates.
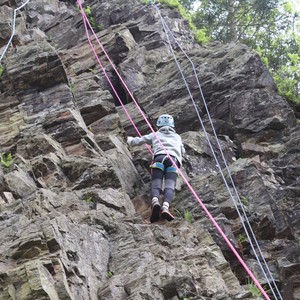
top-left (4, 168), bottom-right (37, 198)
top-left (0, 0), bottom-right (299, 298)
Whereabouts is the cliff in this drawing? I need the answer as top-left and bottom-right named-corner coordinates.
top-left (0, 0), bottom-right (299, 299)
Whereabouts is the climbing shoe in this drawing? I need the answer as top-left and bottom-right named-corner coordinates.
top-left (150, 197), bottom-right (161, 223)
top-left (160, 203), bottom-right (175, 222)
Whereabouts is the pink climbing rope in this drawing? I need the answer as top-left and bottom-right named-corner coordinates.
top-left (79, 5), bottom-right (153, 155)
top-left (77, 2), bottom-right (271, 299)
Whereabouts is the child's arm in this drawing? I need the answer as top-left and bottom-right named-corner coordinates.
top-left (127, 133), bottom-right (153, 147)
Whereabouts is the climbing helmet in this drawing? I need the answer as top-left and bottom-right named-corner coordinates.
top-left (156, 114), bottom-right (174, 127)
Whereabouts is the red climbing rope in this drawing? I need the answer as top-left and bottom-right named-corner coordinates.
top-left (77, 2), bottom-right (270, 299)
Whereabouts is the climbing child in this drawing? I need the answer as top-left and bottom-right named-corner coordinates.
top-left (127, 114), bottom-right (185, 223)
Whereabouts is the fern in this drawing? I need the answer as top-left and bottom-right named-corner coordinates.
top-left (246, 278), bottom-right (263, 297)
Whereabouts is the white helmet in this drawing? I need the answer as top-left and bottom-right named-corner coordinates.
top-left (156, 114), bottom-right (174, 127)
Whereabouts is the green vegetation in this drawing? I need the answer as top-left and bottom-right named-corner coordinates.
top-left (240, 196), bottom-right (249, 206)
top-left (69, 83), bottom-right (76, 93)
top-left (88, 68), bottom-right (97, 74)
top-left (143, 0), bottom-right (299, 107)
top-left (237, 234), bottom-right (248, 245)
top-left (0, 153), bottom-right (14, 169)
top-left (84, 6), bottom-right (104, 31)
top-left (237, 233), bottom-right (249, 254)
top-left (185, 0), bottom-right (300, 105)
top-left (173, 207), bottom-right (182, 218)
top-left (84, 197), bottom-right (93, 202)
top-left (107, 271), bottom-right (114, 278)
top-left (140, 0), bottom-right (209, 43)
top-left (246, 278), bottom-right (263, 297)
top-left (0, 65), bottom-right (4, 78)
top-left (273, 52), bottom-right (300, 104)
top-left (140, 0), bottom-right (151, 5)
top-left (184, 208), bottom-right (192, 223)
top-left (172, 207), bottom-right (193, 222)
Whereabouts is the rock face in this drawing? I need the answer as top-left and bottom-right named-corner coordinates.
top-left (0, 0), bottom-right (299, 299)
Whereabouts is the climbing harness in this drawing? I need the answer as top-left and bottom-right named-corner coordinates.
top-left (150, 161), bottom-right (165, 171)
top-left (77, 2), bottom-right (274, 299)
top-left (151, 155), bottom-right (178, 173)
top-left (165, 165), bottom-right (177, 173)
top-left (0, 0), bottom-right (30, 63)
top-left (152, 4), bottom-right (283, 300)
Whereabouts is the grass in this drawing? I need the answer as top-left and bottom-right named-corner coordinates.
top-left (0, 65), bottom-right (4, 78)
top-left (172, 208), bottom-right (193, 223)
top-left (184, 209), bottom-right (192, 223)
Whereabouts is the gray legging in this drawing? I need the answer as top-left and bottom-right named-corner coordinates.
top-left (151, 154), bottom-right (179, 204)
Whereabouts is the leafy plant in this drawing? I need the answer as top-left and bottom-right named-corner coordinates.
top-left (88, 68), bottom-right (97, 74)
top-left (84, 5), bottom-right (92, 16)
top-left (237, 233), bottom-right (248, 254)
top-left (237, 234), bottom-right (248, 244)
top-left (107, 271), bottom-right (114, 278)
top-left (246, 278), bottom-right (263, 297)
top-left (84, 6), bottom-right (104, 31)
top-left (194, 28), bottom-right (210, 44)
top-left (84, 197), bottom-right (93, 202)
top-left (71, 65), bottom-right (79, 73)
top-left (160, 0), bottom-right (181, 9)
top-left (69, 83), bottom-right (76, 93)
top-left (0, 153), bottom-right (14, 169)
top-left (240, 196), bottom-right (249, 206)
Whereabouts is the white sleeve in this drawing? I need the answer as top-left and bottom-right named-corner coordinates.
top-left (128, 133), bottom-right (153, 147)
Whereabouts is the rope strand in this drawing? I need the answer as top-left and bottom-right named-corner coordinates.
top-left (0, 0), bottom-right (30, 63)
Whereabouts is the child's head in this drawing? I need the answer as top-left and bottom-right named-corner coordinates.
top-left (157, 114), bottom-right (174, 127)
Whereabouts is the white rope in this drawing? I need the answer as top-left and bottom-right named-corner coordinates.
top-left (0, 0), bottom-right (30, 63)
top-left (153, 4), bottom-right (283, 300)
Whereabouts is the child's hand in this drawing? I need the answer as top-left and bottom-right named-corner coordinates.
top-left (127, 137), bottom-right (134, 146)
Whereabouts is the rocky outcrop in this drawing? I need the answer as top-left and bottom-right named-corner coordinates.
top-left (0, 0), bottom-right (299, 299)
